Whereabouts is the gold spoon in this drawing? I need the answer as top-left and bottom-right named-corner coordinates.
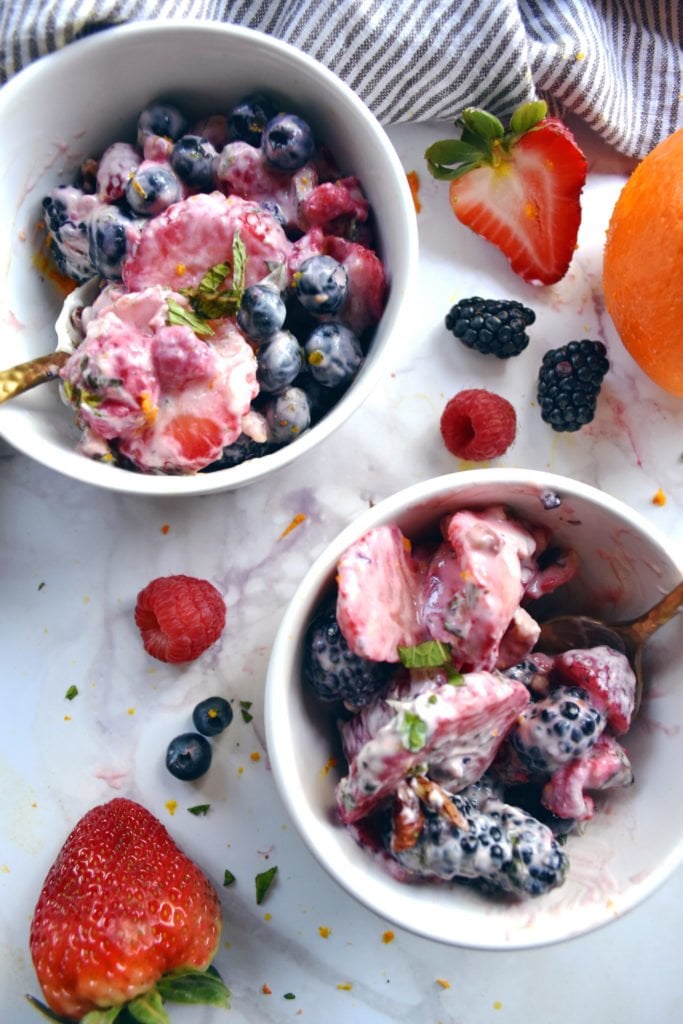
top-left (0, 278), bottom-right (100, 403)
top-left (537, 578), bottom-right (683, 714)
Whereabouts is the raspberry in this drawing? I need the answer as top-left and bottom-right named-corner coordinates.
top-left (445, 297), bottom-right (535, 358)
top-left (135, 575), bottom-right (226, 663)
top-left (440, 388), bottom-right (516, 461)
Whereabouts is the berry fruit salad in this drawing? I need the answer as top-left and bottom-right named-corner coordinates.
top-left (304, 505), bottom-right (637, 899)
top-left (43, 94), bottom-right (387, 474)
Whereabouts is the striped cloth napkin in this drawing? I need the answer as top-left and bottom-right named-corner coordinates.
top-left (1, 1), bottom-right (680, 158)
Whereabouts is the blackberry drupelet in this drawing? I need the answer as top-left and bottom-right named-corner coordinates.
top-left (445, 297), bottom-right (535, 358)
top-left (537, 339), bottom-right (609, 431)
top-left (304, 606), bottom-right (393, 706)
top-left (510, 684), bottom-right (607, 774)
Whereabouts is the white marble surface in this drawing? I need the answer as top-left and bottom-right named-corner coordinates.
top-left (1, 121), bottom-right (683, 1024)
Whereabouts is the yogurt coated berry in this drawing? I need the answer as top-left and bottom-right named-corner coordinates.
top-left (42, 94), bottom-right (387, 474)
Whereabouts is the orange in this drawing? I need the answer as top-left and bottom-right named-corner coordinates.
top-left (602, 127), bottom-right (683, 397)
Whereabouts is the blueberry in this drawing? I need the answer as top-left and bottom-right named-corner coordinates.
top-left (237, 284), bottom-right (287, 341)
top-left (265, 386), bottom-right (311, 444)
top-left (126, 164), bottom-right (182, 216)
top-left (170, 135), bottom-right (217, 190)
top-left (294, 255), bottom-right (348, 314)
top-left (304, 322), bottom-right (363, 388)
top-left (262, 113), bottom-right (315, 171)
top-left (259, 199), bottom-right (287, 227)
top-left (88, 205), bottom-right (139, 280)
top-left (165, 732), bottom-right (212, 781)
top-left (257, 331), bottom-right (304, 393)
top-left (137, 103), bottom-right (187, 145)
top-left (228, 93), bottom-right (276, 146)
top-left (192, 696), bottom-right (234, 736)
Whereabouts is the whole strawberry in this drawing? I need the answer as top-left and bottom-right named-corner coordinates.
top-left (29, 798), bottom-right (228, 1022)
top-left (425, 101), bottom-right (587, 285)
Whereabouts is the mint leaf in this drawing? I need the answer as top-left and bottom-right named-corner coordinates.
top-left (240, 700), bottom-right (253, 723)
top-left (198, 262), bottom-right (231, 294)
top-left (157, 967), bottom-right (230, 1007)
top-left (398, 640), bottom-right (453, 669)
top-left (231, 231), bottom-right (247, 295)
top-left (65, 685), bottom-right (78, 701)
top-left (444, 666), bottom-right (465, 686)
top-left (223, 868), bottom-right (236, 886)
top-left (255, 865), bottom-right (278, 904)
top-left (187, 804), bottom-right (210, 816)
top-left (167, 298), bottom-right (214, 336)
top-left (399, 711), bottom-right (428, 752)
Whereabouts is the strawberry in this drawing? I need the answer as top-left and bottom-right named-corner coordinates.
top-left (29, 798), bottom-right (228, 1022)
top-left (425, 101), bottom-right (587, 285)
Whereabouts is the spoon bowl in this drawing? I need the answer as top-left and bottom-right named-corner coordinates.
top-left (537, 579), bottom-right (683, 713)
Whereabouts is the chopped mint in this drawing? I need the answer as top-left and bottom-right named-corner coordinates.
top-left (183, 233), bottom-right (248, 320)
top-left (240, 700), bottom-right (253, 724)
top-left (399, 711), bottom-right (428, 753)
top-left (38, 581), bottom-right (46, 591)
top-left (398, 640), bottom-right (464, 685)
top-left (187, 804), bottom-right (210, 816)
top-left (223, 869), bottom-right (236, 887)
top-left (283, 993), bottom-right (296, 1000)
top-left (64, 685), bottom-right (78, 701)
top-left (255, 865), bottom-right (278, 904)
top-left (167, 297), bottom-right (215, 336)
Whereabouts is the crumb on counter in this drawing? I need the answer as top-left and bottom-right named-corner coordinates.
top-left (262, 983), bottom-right (272, 995)
top-left (436, 978), bottom-right (451, 990)
top-left (381, 930), bottom-right (395, 944)
top-left (493, 1000), bottom-right (503, 1010)
top-left (165, 800), bottom-right (178, 816)
top-left (336, 983), bottom-right (353, 991)
top-left (280, 512), bottom-right (307, 538)
top-left (318, 925), bottom-right (332, 939)
top-left (161, 523), bottom-right (170, 534)
top-left (250, 751), bottom-right (261, 762)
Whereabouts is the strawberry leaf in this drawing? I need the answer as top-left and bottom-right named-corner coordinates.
top-left (126, 989), bottom-right (169, 1024)
top-left (426, 160), bottom-right (480, 182)
top-left (509, 99), bottom-right (548, 136)
top-left (81, 1007), bottom-right (124, 1024)
top-left (424, 139), bottom-right (482, 167)
top-left (459, 107), bottom-right (504, 141)
top-left (156, 967), bottom-right (231, 1007)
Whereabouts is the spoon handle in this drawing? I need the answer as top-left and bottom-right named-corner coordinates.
top-left (627, 578), bottom-right (683, 642)
top-left (0, 351), bottom-right (70, 403)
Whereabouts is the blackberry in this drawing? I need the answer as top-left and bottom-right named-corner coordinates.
top-left (445, 297), bottom-right (535, 358)
top-left (392, 793), bottom-right (568, 897)
top-left (510, 685), bottom-right (607, 774)
top-left (303, 605), bottom-right (393, 706)
top-left (537, 340), bottom-right (609, 431)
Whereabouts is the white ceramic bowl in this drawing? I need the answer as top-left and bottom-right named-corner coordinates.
top-left (0, 21), bottom-right (417, 495)
top-left (265, 468), bottom-right (683, 949)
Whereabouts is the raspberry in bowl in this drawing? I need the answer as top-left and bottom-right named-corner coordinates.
top-left (265, 468), bottom-right (683, 949)
top-left (0, 22), bottom-right (417, 496)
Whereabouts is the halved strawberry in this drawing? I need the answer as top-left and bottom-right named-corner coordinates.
top-left (425, 101), bottom-right (587, 285)
top-left (29, 798), bottom-right (228, 1022)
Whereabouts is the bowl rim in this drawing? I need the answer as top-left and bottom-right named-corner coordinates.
top-left (264, 468), bottom-right (683, 949)
top-left (0, 19), bottom-right (418, 497)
